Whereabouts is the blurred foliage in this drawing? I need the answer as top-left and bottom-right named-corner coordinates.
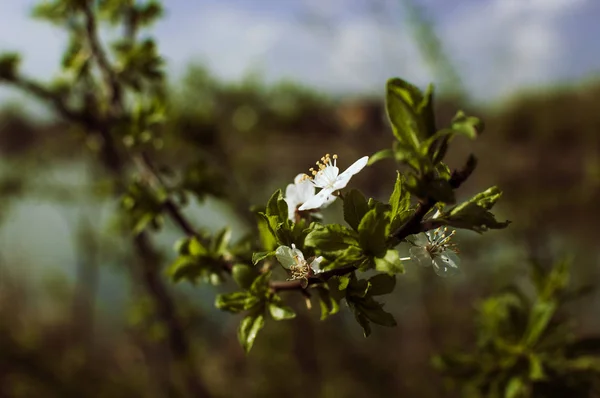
top-left (435, 257), bottom-right (600, 397)
top-left (0, 0), bottom-right (598, 397)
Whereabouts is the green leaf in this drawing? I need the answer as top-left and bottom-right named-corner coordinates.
top-left (528, 354), bottom-right (546, 381)
top-left (368, 274), bottom-right (397, 296)
top-left (256, 213), bottom-right (277, 251)
top-left (211, 227), bottom-right (231, 254)
top-left (343, 189), bottom-right (369, 231)
top-left (316, 286), bottom-right (340, 320)
top-left (451, 110), bottom-right (484, 138)
top-left (188, 237), bottom-right (208, 257)
top-left (358, 208), bottom-right (388, 258)
top-left (252, 251), bottom-right (274, 265)
top-left (305, 224), bottom-right (359, 252)
top-left (238, 312), bottom-right (265, 353)
top-left (338, 275), bottom-right (351, 291)
top-left (215, 292), bottom-right (258, 313)
top-left (348, 302), bottom-right (372, 338)
top-left (167, 256), bottom-right (201, 283)
top-left (389, 172), bottom-right (411, 217)
top-left (424, 178), bottom-right (455, 204)
top-left (523, 300), bottom-right (557, 346)
top-left (232, 264), bottom-right (259, 289)
top-left (504, 377), bottom-right (526, 398)
top-left (439, 186), bottom-right (511, 233)
top-left (367, 149), bottom-right (393, 165)
top-left (265, 189), bottom-right (287, 222)
top-left (249, 272), bottom-right (271, 296)
top-left (389, 172), bottom-right (412, 231)
top-left (268, 300), bottom-right (296, 320)
top-left (359, 298), bottom-right (397, 327)
top-left (325, 245), bottom-right (365, 269)
top-left (348, 278), bottom-right (371, 298)
top-left (374, 250), bottom-right (405, 274)
top-left (418, 83), bottom-right (437, 139)
top-left (385, 78), bottom-right (424, 148)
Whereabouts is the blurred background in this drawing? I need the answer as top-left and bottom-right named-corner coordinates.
top-left (0, 0), bottom-right (599, 397)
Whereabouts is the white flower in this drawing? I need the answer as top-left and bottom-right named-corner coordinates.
top-left (275, 244), bottom-right (323, 286)
top-left (284, 173), bottom-right (334, 221)
top-left (298, 153), bottom-right (369, 211)
top-left (408, 227), bottom-right (461, 277)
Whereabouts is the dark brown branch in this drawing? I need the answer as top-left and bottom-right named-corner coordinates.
top-left (82, 1), bottom-right (122, 112)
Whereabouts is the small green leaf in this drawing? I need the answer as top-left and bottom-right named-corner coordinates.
top-left (424, 178), bottom-right (455, 204)
top-left (504, 377), bottom-right (526, 398)
top-left (374, 250), bottom-right (405, 274)
top-left (360, 299), bottom-right (397, 327)
top-left (523, 300), bottom-right (557, 346)
top-left (265, 189), bottom-right (288, 223)
top-left (268, 301), bottom-right (296, 320)
top-left (188, 237), bottom-right (208, 257)
top-left (368, 274), bottom-right (396, 296)
top-left (358, 208), bottom-right (388, 258)
top-left (232, 264), bottom-right (259, 289)
top-left (305, 224), bottom-right (360, 252)
top-left (238, 312), bottom-right (265, 353)
top-left (348, 279), bottom-right (371, 298)
top-left (256, 213), bottom-right (277, 251)
top-left (389, 172), bottom-right (411, 218)
top-left (343, 189), bottom-right (369, 231)
top-left (252, 251), bottom-right (274, 265)
top-left (385, 78), bottom-right (424, 148)
top-left (338, 275), bottom-right (351, 291)
top-left (528, 354), bottom-right (546, 381)
top-left (167, 256), bottom-right (201, 283)
top-left (249, 272), bottom-right (271, 296)
top-left (348, 302), bottom-right (372, 338)
top-left (211, 227), bottom-right (231, 254)
top-left (438, 186), bottom-right (511, 233)
top-left (367, 149), bottom-right (393, 165)
top-left (215, 292), bottom-right (253, 313)
top-left (450, 110), bottom-right (484, 138)
top-left (316, 286), bottom-right (340, 320)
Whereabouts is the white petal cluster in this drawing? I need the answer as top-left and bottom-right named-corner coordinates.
top-left (282, 154), bottom-right (369, 221)
top-left (409, 227), bottom-right (461, 277)
top-left (275, 244), bottom-right (323, 283)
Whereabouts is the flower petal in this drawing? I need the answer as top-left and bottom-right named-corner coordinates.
top-left (320, 193), bottom-right (337, 209)
top-left (332, 156), bottom-right (369, 190)
top-left (409, 246), bottom-right (432, 267)
top-left (411, 233), bottom-right (430, 246)
top-left (285, 183), bottom-right (299, 204)
top-left (296, 178), bottom-right (315, 203)
top-left (313, 166), bottom-right (339, 188)
top-left (310, 256), bottom-right (324, 273)
top-left (293, 173), bottom-right (307, 184)
top-left (291, 244), bottom-right (305, 262)
top-left (275, 245), bottom-right (296, 269)
top-left (432, 250), bottom-right (461, 278)
top-left (284, 198), bottom-right (296, 221)
top-left (298, 188), bottom-right (334, 211)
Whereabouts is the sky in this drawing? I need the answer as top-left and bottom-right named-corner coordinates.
top-left (0, 0), bottom-right (599, 109)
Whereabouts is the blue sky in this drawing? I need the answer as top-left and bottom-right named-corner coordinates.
top-left (1, 0), bottom-right (599, 108)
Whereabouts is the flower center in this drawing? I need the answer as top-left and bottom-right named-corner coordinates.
top-left (300, 153), bottom-right (338, 187)
top-left (289, 255), bottom-right (311, 280)
top-left (425, 227), bottom-right (458, 257)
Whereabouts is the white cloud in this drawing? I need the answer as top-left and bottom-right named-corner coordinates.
top-left (441, 0), bottom-right (589, 101)
top-left (0, 0), bottom-right (594, 110)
